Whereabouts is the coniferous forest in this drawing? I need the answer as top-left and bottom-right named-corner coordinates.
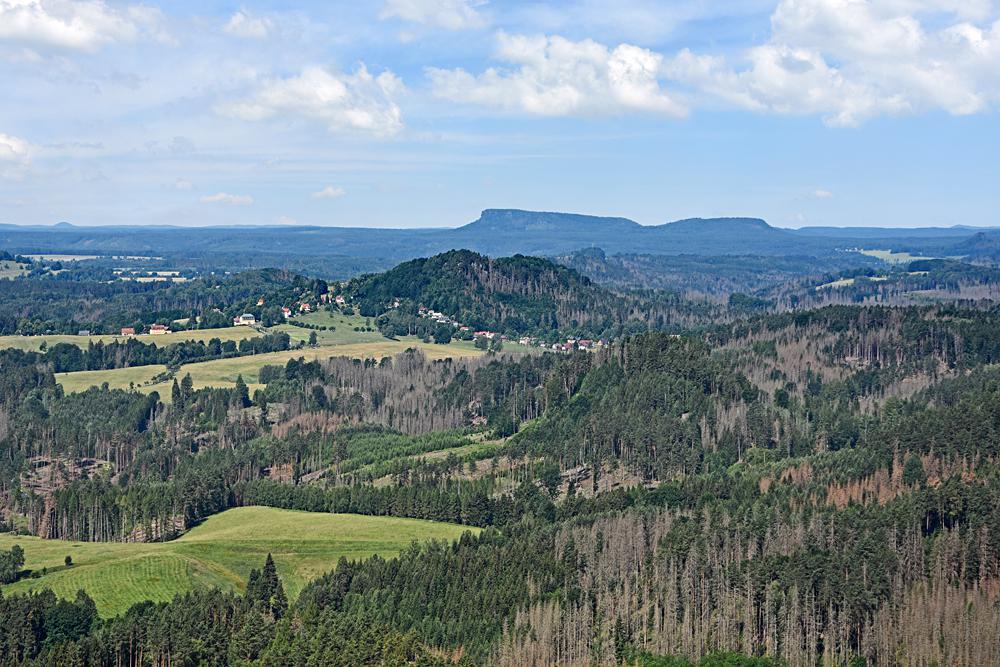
top-left (1, 249), bottom-right (1000, 666)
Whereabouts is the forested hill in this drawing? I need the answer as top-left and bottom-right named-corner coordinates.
top-left (350, 249), bottom-right (628, 337)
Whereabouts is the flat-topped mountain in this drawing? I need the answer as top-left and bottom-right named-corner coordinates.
top-left (2, 208), bottom-right (996, 278)
top-left (457, 208), bottom-right (642, 234)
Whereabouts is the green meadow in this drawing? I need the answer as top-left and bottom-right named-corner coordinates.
top-left (55, 339), bottom-right (485, 397)
top-left (0, 506), bottom-right (476, 617)
top-left (859, 249), bottom-right (934, 264)
top-left (0, 260), bottom-right (28, 279)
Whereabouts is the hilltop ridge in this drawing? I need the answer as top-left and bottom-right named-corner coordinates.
top-left (1, 208), bottom-right (995, 278)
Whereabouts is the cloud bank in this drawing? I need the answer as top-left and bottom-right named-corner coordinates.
top-left (218, 65), bottom-right (404, 136)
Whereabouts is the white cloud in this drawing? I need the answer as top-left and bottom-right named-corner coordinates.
top-left (379, 0), bottom-right (487, 30)
top-left (0, 0), bottom-right (168, 51)
top-left (312, 185), bottom-right (346, 199)
top-left (666, 0), bottom-right (1000, 126)
top-left (223, 9), bottom-right (272, 39)
top-left (276, 215), bottom-right (298, 224)
top-left (217, 65), bottom-right (404, 136)
top-left (200, 192), bottom-right (253, 205)
top-left (428, 32), bottom-right (686, 117)
top-left (0, 133), bottom-right (32, 163)
top-left (174, 178), bottom-right (193, 190)
top-left (813, 188), bottom-right (833, 198)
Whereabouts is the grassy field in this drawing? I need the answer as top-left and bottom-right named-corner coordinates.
top-left (816, 275), bottom-right (888, 290)
top-left (0, 326), bottom-right (263, 352)
top-left (859, 249), bottom-right (933, 264)
top-left (56, 365), bottom-right (169, 394)
top-left (56, 340), bottom-right (486, 396)
top-left (0, 259), bottom-right (28, 279)
top-left (0, 507), bottom-right (475, 617)
top-left (273, 310), bottom-right (386, 346)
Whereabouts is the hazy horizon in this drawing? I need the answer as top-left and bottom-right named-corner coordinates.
top-left (1, 211), bottom-right (999, 232)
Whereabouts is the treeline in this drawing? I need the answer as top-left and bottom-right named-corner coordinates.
top-left (38, 331), bottom-right (291, 373)
top-left (0, 553), bottom-right (458, 666)
top-left (0, 267), bottom-right (327, 335)
top-left (0, 546), bottom-right (788, 666)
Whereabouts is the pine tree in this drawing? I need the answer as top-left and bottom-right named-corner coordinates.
top-left (180, 373), bottom-right (194, 402)
top-left (234, 374), bottom-right (250, 408)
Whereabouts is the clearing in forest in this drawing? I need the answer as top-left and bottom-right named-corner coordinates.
top-left (0, 506), bottom-right (475, 617)
top-left (55, 340), bottom-right (485, 396)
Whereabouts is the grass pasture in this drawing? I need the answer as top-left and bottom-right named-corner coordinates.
top-left (859, 249), bottom-right (933, 264)
top-left (0, 259), bottom-right (28, 279)
top-left (0, 326), bottom-right (263, 352)
top-left (56, 340), bottom-right (485, 397)
top-left (271, 310), bottom-right (385, 346)
top-left (816, 275), bottom-right (889, 290)
top-left (56, 364), bottom-right (169, 394)
top-left (0, 506), bottom-right (475, 617)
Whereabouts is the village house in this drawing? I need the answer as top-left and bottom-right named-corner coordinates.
top-left (334, 295), bottom-right (346, 306)
top-left (281, 306), bottom-right (292, 318)
top-left (299, 302), bottom-right (312, 313)
top-left (120, 327), bottom-right (135, 336)
top-left (78, 330), bottom-right (91, 337)
top-left (256, 297), bottom-right (265, 306)
top-left (150, 324), bottom-right (170, 335)
top-left (233, 313), bottom-right (256, 326)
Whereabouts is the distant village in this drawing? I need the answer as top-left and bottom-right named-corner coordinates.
top-left (416, 305), bottom-right (607, 352)
top-left (83, 292), bottom-right (352, 338)
top-left (79, 290), bottom-right (606, 353)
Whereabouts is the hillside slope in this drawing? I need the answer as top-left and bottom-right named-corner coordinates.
top-left (349, 249), bottom-right (627, 337)
top-left (0, 506), bottom-right (473, 616)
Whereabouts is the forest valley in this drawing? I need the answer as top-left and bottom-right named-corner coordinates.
top-left (0, 252), bottom-right (999, 666)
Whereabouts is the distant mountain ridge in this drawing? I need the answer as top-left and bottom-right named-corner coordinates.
top-left (2, 208), bottom-right (995, 278)
top-left (458, 209), bottom-right (642, 234)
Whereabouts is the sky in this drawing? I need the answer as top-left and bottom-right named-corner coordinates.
top-left (0, 0), bottom-right (998, 229)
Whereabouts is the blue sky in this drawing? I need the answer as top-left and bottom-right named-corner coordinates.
top-left (0, 0), bottom-right (998, 228)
